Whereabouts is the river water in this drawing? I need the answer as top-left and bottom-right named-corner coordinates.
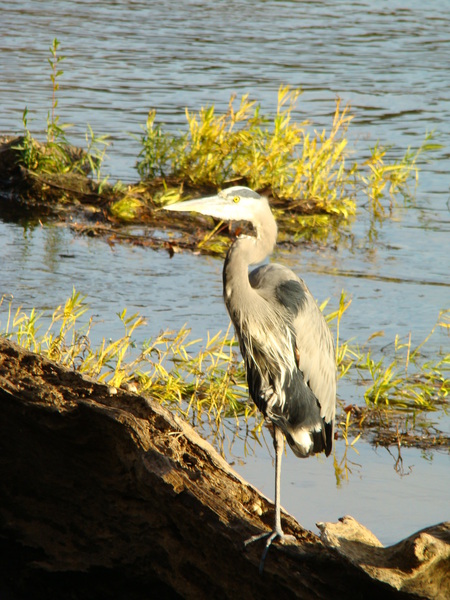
top-left (0, 1), bottom-right (449, 545)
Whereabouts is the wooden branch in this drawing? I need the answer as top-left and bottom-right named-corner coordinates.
top-left (0, 338), bottom-right (448, 599)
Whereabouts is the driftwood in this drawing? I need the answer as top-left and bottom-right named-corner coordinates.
top-left (318, 517), bottom-right (450, 600)
top-left (0, 338), bottom-right (448, 599)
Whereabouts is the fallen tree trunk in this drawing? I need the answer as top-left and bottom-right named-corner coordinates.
top-left (0, 338), bottom-right (448, 599)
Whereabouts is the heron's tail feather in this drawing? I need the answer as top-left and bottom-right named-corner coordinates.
top-left (285, 417), bottom-right (333, 458)
top-left (246, 356), bottom-right (334, 458)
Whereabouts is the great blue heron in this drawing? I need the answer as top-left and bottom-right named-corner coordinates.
top-left (164, 186), bottom-right (336, 573)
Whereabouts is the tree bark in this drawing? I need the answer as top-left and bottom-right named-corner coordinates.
top-left (0, 338), bottom-right (448, 599)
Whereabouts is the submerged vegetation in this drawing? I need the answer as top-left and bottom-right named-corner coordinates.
top-left (1, 291), bottom-right (448, 453)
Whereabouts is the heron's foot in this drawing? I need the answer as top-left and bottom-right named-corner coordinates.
top-left (244, 528), bottom-right (296, 575)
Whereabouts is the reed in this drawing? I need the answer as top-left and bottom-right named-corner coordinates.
top-left (1, 291), bottom-right (447, 452)
top-left (138, 85), bottom-right (434, 226)
top-left (11, 41), bottom-right (440, 247)
top-left (14, 39), bottom-right (110, 180)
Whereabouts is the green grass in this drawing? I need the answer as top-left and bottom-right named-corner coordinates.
top-left (138, 88), bottom-right (358, 220)
top-left (0, 291), bottom-right (255, 439)
top-left (330, 296), bottom-right (450, 412)
top-left (138, 86), bottom-right (438, 225)
top-left (14, 39), bottom-right (110, 182)
top-left (9, 40), bottom-right (442, 251)
top-left (358, 314), bottom-right (449, 410)
top-left (1, 290), bottom-right (448, 453)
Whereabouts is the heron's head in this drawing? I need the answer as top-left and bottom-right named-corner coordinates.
top-left (163, 186), bottom-right (270, 225)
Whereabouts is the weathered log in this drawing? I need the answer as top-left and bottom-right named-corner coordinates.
top-left (0, 337), bottom-right (448, 599)
top-left (318, 517), bottom-right (450, 600)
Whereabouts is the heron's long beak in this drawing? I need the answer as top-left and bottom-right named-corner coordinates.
top-left (164, 196), bottom-right (219, 212)
top-left (163, 195), bottom-right (235, 221)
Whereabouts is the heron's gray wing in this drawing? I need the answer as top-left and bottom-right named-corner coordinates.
top-left (291, 284), bottom-right (336, 424)
top-left (250, 264), bottom-right (336, 424)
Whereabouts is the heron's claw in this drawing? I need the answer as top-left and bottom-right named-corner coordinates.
top-left (244, 529), bottom-right (296, 575)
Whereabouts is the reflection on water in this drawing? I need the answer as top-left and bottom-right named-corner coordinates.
top-left (1, 0), bottom-right (449, 544)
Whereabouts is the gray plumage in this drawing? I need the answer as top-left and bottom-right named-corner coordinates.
top-left (165, 186), bottom-right (336, 572)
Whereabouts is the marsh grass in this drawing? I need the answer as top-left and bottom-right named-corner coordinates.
top-left (139, 89), bottom-right (357, 218)
top-left (14, 39), bottom-right (110, 182)
top-left (359, 311), bottom-right (450, 410)
top-left (334, 306), bottom-right (449, 454)
top-left (138, 86), bottom-right (436, 226)
top-left (360, 132), bottom-right (443, 219)
top-left (1, 291), bottom-right (447, 453)
top-left (9, 41), bottom-right (441, 254)
top-left (0, 291), bottom-right (256, 441)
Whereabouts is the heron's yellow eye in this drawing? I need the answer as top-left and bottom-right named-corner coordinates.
top-left (233, 196), bottom-right (240, 204)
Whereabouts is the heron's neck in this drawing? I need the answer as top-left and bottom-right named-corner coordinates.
top-left (223, 214), bottom-right (277, 307)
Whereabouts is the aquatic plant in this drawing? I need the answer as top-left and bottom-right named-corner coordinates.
top-left (0, 291), bottom-right (256, 442)
top-left (1, 291), bottom-right (447, 452)
top-left (138, 88), bottom-right (355, 219)
top-left (359, 310), bottom-right (450, 410)
top-left (359, 131), bottom-right (443, 219)
top-left (47, 37), bottom-right (68, 145)
top-left (109, 194), bottom-right (145, 222)
top-left (8, 41), bottom-right (440, 251)
top-left (14, 39), bottom-right (109, 180)
top-left (137, 86), bottom-right (432, 227)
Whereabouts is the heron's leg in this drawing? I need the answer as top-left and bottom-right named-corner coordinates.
top-left (244, 426), bottom-right (295, 574)
top-left (273, 425), bottom-right (284, 534)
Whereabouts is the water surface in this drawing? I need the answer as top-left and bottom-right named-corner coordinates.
top-left (1, 0), bottom-right (449, 545)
